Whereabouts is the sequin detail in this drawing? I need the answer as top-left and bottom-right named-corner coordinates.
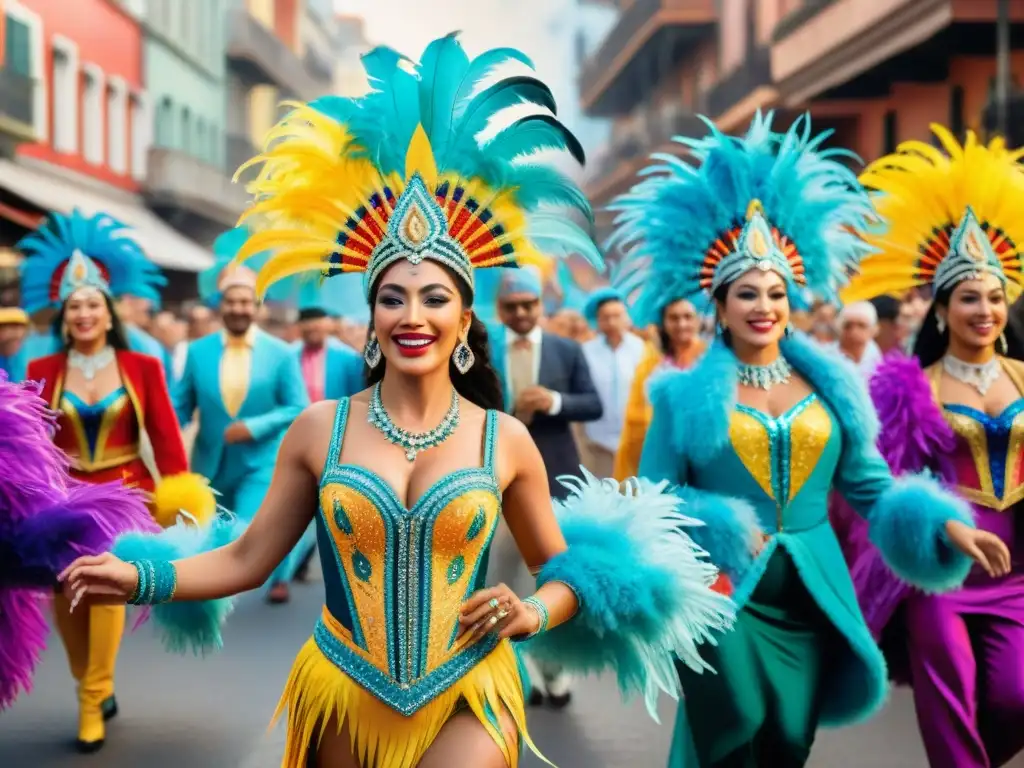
top-left (730, 395), bottom-right (830, 528)
top-left (466, 506), bottom-right (487, 541)
top-left (352, 550), bottom-right (373, 582)
top-left (446, 555), bottom-right (466, 584)
top-left (312, 400), bottom-right (505, 715)
top-left (944, 399), bottom-right (1024, 510)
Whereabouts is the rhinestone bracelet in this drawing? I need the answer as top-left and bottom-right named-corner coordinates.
top-left (519, 595), bottom-right (550, 640)
top-left (126, 560), bottom-right (177, 605)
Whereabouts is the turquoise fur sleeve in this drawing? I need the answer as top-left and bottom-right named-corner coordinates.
top-left (112, 514), bottom-right (247, 655)
top-left (866, 473), bottom-right (975, 593)
top-left (835, 434), bottom-right (975, 593)
top-left (638, 379), bottom-right (758, 580)
top-left (525, 473), bottom-right (734, 721)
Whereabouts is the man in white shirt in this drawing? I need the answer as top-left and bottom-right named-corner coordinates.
top-left (580, 289), bottom-right (647, 479)
top-left (835, 300), bottom-right (884, 378)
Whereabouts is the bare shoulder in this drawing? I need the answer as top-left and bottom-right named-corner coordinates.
top-left (493, 411), bottom-right (538, 475)
top-left (493, 410), bottom-right (531, 445)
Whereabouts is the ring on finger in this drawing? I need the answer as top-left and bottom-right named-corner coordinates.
top-left (496, 608), bottom-right (510, 620)
top-left (488, 597), bottom-right (500, 610)
top-left (488, 615), bottom-right (500, 627)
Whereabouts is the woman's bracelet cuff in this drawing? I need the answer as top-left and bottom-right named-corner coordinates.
top-left (126, 560), bottom-right (177, 605)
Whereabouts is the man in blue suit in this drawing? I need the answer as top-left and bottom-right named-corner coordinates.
top-left (267, 304), bottom-right (364, 602)
top-left (486, 266), bottom-right (602, 709)
top-left (174, 263), bottom-right (309, 536)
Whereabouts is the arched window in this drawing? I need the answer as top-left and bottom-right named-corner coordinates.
top-left (181, 107), bottom-right (191, 153)
top-left (156, 96), bottom-right (173, 147)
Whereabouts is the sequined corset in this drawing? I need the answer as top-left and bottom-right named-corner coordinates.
top-left (59, 387), bottom-right (138, 471)
top-left (313, 398), bottom-right (503, 715)
top-left (942, 399), bottom-right (1024, 513)
top-left (725, 393), bottom-right (836, 533)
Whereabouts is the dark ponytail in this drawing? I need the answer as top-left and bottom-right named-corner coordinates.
top-left (364, 268), bottom-right (505, 411)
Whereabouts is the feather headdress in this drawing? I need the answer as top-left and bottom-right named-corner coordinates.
top-left (842, 126), bottom-right (1024, 303)
top-left (18, 209), bottom-right (164, 314)
top-left (608, 112), bottom-right (876, 325)
top-left (234, 32), bottom-right (602, 300)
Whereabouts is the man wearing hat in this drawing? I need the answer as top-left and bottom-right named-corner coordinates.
top-left (487, 265), bottom-right (602, 708)
top-left (0, 307), bottom-right (29, 380)
top-left (173, 261), bottom-right (309, 535)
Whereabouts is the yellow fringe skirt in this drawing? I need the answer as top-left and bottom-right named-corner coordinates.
top-left (273, 635), bottom-right (540, 768)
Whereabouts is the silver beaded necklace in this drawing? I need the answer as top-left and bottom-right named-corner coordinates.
top-left (67, 347), bottom-right (115, 382)
top-left (737, 356), bottom-right (794, 391)
top-left (942, 354), bottom-right (1001, 395)
top-left (367, 383), bottom-right (460, 461)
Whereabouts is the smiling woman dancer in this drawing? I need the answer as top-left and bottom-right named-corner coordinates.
top-left (17, 210), bottom-right (216, 753)
top-left (609, 112), bottom-right (1010, 768)
top-left (58, 34), bottom-right (733, 768)
top-left (839, 126), bottom-right (1024, 768)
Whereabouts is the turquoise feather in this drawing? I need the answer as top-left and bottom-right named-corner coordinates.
top-left (112, 515), bottom-right (247, 656)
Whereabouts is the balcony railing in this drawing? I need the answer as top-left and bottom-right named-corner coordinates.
top-left (144, 147), bottom-right (249, 227)
top-left (706, 47), bottom-right (773, 118)
top-left (579, 0), bottom-right (715, 113)
top-left (226, 9), bottom-right (320, 99)
top-left (772, 0), bottom-right (840, 43)
top-left (304, 46), bottom-right (335, 85)
top-left (0, 69), bottom-right (35, 129)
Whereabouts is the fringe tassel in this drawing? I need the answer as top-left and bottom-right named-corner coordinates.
top-left (274, 638), bottom-right (544, 768)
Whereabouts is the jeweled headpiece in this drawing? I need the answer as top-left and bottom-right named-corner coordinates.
top-left (234, 33), bottom-right (602, 301)
top-left (608, 112), bottom-right (876, 325)
top-left (18, 209), bottom-right (164, 314)
top-left (842, 126), bottom-right (1024, 303)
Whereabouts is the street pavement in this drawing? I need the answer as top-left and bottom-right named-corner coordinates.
top-left (3, 576), bottom-right (1023, 768)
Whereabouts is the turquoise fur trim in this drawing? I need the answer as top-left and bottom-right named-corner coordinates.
top-left (868, 473), bottom-right (975, 593)
top-left (674, 486), bottom-right (758, 582)
top-left (526, 474), bottom-right (733, 721)
top-left (649, 332), bottom-right (878, 468)
top-left (112, 515), bottom-right (247, 655)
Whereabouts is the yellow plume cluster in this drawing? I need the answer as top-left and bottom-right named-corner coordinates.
top-left (843, 125), bottom-right (1024, 303)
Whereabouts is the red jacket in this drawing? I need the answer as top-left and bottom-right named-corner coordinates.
top-left (28, 350), bottom-right (188, 491)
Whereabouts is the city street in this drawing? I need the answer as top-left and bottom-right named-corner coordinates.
top-left (3, 577), bottom-right (1023, 768)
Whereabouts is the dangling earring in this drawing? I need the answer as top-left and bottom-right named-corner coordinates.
top-left (784, 325), bottom-right (793, 337)
top-left (1000, 332), bottom-right (1008, 355)
top-left (936, 315), bottom-right (946, 334)
top-left (452, 334), bottom-right (475, 374)
top-left (364, 333), bottom-right (382, 369)
top-left (62, 324), bottom-right (70, 343)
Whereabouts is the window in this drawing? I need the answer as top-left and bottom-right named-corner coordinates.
top-left (882, 110), bottom-right (898, 155)
top-left (156, 96), bottom-right (173, 146)
top-left (181, 107), bottom-right (191, 153)
top-left (209, 124), bottom-right (221, 168)
top-left (950, 85), bottom-right (965, 140)
top-left (196, 118), bottom-right (206, 161)
top-left (130, 93), bottom-right (149, 181)
top-left (51, 36), bottom-right (79, 153)
top-left (4, 15), bottom-right (31, 75)
top-left (82, 65), bottom-right (105, 165)
top-left (107, 78), bottom-right (128, 174)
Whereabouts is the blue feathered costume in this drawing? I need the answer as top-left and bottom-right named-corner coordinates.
top-left (610, 113), bottom-right (977, 767)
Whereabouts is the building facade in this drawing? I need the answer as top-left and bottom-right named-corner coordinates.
top-left (331, 14), bottom-right (370, 96)
top-left (0, 0), bottom-right (213, 288)
top-left (0, 0), bottom-right (38, 159)
top-left (581, 0), bottom-right (1024, 253)
top-left (226, 0), bottom-right (328, 178)
top-left (139, 0), bottom-right (245, 243)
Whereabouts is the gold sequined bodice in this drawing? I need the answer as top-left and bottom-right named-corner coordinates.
top-left (312, 399), bottom-right (504, 715)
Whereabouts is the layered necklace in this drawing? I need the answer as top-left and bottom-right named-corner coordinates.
top-left (368, 383), bottom-right (460, 461)
top-left (68, 346), bottom-right (115, 381)
top-left (942, 354), bottom-right (1001, 395)
top-left (737, 356), bottom-right (793, 390)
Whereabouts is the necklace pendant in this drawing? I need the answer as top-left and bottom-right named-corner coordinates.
top-left (405, 449), bottom-right (416, 462)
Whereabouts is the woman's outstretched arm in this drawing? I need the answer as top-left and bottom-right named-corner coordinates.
top-left (59, 405), bottom-right (324, 604)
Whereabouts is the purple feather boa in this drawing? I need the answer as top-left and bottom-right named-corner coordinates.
top-left (832, 353), bottom-right (956, 640)
top-left (0, 372), bottom-right (156, 709)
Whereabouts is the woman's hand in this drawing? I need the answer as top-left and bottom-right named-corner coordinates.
top-left (458, 583), bottom-right (541, 642)
top-left (945, 520), bottom-right (1012, 578)
top-left (58, 553), bottom-right (139, 611)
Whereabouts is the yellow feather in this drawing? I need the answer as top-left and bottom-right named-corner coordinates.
top-left (152, 473), bottom-right (217, 530)
top-left (404, 124), bottom-right (438, 188)
top-left (847, 125), bottom-right (1024, 300)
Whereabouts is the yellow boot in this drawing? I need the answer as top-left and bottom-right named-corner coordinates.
top-left (76, 604), bottom-right (125, 753)
top-left (52, 593), bottom-right (89, 683)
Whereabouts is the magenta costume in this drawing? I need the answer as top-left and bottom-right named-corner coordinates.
top-left (839, 354), bottom-right (1024, 768)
